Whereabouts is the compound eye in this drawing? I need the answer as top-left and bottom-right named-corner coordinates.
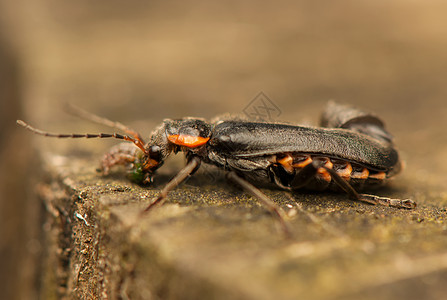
top-left (150, 145), bottom-right (161, 152)
top-left (149, 145), bottom-right (161, 160)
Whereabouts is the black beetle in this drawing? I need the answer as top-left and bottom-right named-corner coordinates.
top-left (17, 102), bottom-right (415, 234)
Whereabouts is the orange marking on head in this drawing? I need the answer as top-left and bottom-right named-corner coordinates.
top-left (336, 162), bottom-right (353, 180)
top-left (277, 154), bottom-right (294, 173)
top-left (369, 171), bottom-right (386, 180)
top-left (167, 134), bottom-right (210, 148)
top-left (351, 168), bottom-right (369, 179)
top-left (292, 156), bottom-right (312, 168)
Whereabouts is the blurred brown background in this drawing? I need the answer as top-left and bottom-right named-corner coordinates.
top-left (1, 1), bottom-right (446, 299)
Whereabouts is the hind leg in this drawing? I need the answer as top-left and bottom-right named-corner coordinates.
top-left (227, 171), bottom-right (291, 237)
top-left (291, 161), bottom-right (416, 209)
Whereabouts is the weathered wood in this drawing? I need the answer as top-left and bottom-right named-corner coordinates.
top-left (37, 149), bottom-right (447, 300)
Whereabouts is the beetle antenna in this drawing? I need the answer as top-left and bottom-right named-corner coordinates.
top-left (17, 120), bottom-right (147, 154)
top-left (64, 103), bottom-right (146, 145)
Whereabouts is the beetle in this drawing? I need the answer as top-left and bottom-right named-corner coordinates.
top-left (17, 102), bottom-right (416, 234)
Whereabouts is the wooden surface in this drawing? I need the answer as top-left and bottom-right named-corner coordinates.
top-left (36, 145), bottom-right (447, 300)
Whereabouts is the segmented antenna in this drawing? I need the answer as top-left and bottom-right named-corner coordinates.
top-left (64, 103), bottom-right (146, 144)
top-left (16, 120), bottom-right (148, 154)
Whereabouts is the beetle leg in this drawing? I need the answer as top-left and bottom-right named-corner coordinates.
top-left (100, 143), bottom-right (138, 175)
top-left (290, 162), bottom-right (416, 209)
top-left (355, 194), bottom-right (416, 209)
top-left (322, 167), bottom-right (416, 209)
top-left (227, 172), bottom-right (291, 238)
top-left (142, 157), bottom-right (201, 212)
top-left (290, 160), bottom-right (326, 189)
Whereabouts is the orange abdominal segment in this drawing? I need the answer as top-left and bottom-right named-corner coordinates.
top-left (277, 154), bottom-right (294, 173)
top-left (292, 156), bottom-right (312, 168)
top-left (351, 168), bottom-right (369, 179)
top-left (317, 159), bottom-right (333, 182)
top-left (336, 162), bottom-right (353, 180)
top-left (368, 171), bottom-right (386, 180)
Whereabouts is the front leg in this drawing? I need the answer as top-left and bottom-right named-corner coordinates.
top-left (142, 157), bottom-right (201, 212)
top-left (100, 142), bottom-right (138, 175)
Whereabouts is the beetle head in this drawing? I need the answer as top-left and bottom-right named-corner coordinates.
top-left (135, 118), bottom-right (212, 184)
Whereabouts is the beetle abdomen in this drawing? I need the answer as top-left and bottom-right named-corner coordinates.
top-left (273, 152), bottom-right (399, 191)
